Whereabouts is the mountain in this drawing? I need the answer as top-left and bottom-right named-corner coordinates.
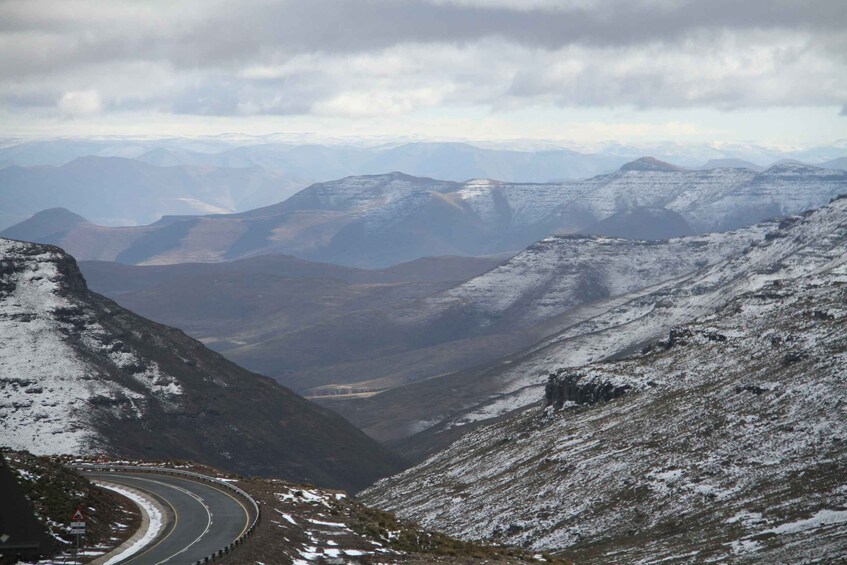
top-left (319, 221), bottom-right (772, 449)
top-left (698, 158), bottom-right (764, 171)
top-left (819, 155), bottom-right (847, 170)
top-left (358, 142), bottom-right (624, 182)
top-left (0, 139), bottom-right (625, 182)
top-left (0, 208), bottom-right (91, 244)
top-left (5, 137), bottom-right (846, 177)
top-left (0, 237), bottom-right (405, 492)
top-left (0, 156), bottom-right (309, 229)
top-left (581, 206), bottom-right (693, 240)
top-left (361, 196), bottom-right (847, 563)
top-left (618, 156), bottom-right (684, 172)
top-left (6, 161), bottom-right (847, 268)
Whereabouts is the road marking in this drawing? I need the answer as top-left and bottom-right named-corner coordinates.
top-left (85, 472), bottom-right (252, 564)
top-left (191, 479), bottom-right (252, 539)
top-left (89, 475), bottom-right (179, 565)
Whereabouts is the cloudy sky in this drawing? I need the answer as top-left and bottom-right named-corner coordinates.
top-left (1, 0), bottom-right (845, 145)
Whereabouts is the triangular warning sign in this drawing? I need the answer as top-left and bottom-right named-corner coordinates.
top-left (71, 508), bottom-right (84, 521)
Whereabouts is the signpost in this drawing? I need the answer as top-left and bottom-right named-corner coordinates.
top-left (70, 508), bottom-right (85, 563)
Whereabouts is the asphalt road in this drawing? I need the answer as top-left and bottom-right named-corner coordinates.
top-left (85, 472), bottom-right (253, 565)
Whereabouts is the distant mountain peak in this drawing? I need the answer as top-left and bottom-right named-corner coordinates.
top-left (762, 161), bottom-right (821, 174)
top-left (619, 157), bottom-right (684, 172)
top-left (31, 207), bottom-right (88, 221)
top-left (1, 207), bottom-right (91, 244)
top-left (698, 158), bottom-right (764, 172)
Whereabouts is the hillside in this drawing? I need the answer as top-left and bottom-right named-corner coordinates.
top-left (0, 238), bottom-right (405, 492)
top-left (5, 161), bottom-right (846, 268)
top-left (361, 197), bottom-right (847, 563)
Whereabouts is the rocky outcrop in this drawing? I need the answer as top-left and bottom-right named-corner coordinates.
top-left (544, 370), bottom-right (630, 408)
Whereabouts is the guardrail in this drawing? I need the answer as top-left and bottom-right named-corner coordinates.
top-left (74, 464), bottom-right (261, 564)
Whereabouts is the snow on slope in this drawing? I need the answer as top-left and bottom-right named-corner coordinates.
top-left (282, 172), bottom-right (459, 215)
top-left (406, 196), bottom-right (847, 439)
top-left (0, 239), bottom-right (181, 454)
top-left (274, 161), bottom-right (846, 243)
top-left (454, 162), bottom-right (847, 233)
top-left (362, 198), bottom-right (847, 563)
top-left (430, 224), bottom-right (771, 326)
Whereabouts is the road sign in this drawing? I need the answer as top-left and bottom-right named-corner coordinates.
top-left (71, 509), bottom-right (84, 521)
top-left (70, 521), bottom-right (85, 535)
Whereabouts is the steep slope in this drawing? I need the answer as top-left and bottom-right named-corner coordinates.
top-left (0, 156), bottom-right (306, 229)
top-left (0, 238), bottom-right (405, 492)
top-left (362, 198), bottom-right (847, 563)
top-left (6, 161), bottom-right (846, 268)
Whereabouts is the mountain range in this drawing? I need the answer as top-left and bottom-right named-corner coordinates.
top-left (5, 159), bottom-right (847, 268)
top-left (361, 195), bottom-right (847, 563)
top-left (0, 237), bottom-right (404, 492)
top-left (3, 136), bottom-right (846, 173)
top-left (0, 156), bottom-right (308, 229)
top-left (78, 215), bottom-right (771, 454)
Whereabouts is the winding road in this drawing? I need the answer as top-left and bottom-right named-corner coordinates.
top-left (83, 470), bottom-right (256, 565)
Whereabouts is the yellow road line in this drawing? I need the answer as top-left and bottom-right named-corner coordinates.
top-left (90, 471), bottom-right (253, 562)
top-left (90, 475), bottom-right (180, 565)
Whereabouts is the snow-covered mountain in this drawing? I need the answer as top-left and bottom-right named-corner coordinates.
top-left (361, 196), bottom-right (847, 563)
top-left (6, 160), bottom-right (847, 268)
top-left (0, 237), bottom-right (404, 491)
top-left (414, 224), bottom-right (769, 330)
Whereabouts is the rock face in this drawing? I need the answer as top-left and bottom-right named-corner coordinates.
top-left (544, 370), bottom-right (630, 408)
top-left (361, 197), bottom-right (847, 563)
top-left (5, 161), bottom-right (846, 268)
top-left (0, 237), bottom-right (405, 492)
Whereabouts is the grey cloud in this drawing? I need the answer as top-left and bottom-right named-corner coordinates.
top-left (170, 71), bottom-right (334, 116)
top-left (0, 88), bottom-right (62, 108)
top-left (2, 0), bottom-right (847, 77)
top-left (841, 105), bottom-right (847, 116)
top-left (0, 0), bottom-right (845, 118)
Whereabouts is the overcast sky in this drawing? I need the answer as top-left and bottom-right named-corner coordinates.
top-left (0, 0), bottom-right (845, 145)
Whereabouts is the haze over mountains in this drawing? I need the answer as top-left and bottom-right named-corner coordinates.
top-left (2, 137), bottom-right (846, 229)
top-left (6, 159), bottom-right (847, 269)
top-left (0, 156), bottom-right (309, 229)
